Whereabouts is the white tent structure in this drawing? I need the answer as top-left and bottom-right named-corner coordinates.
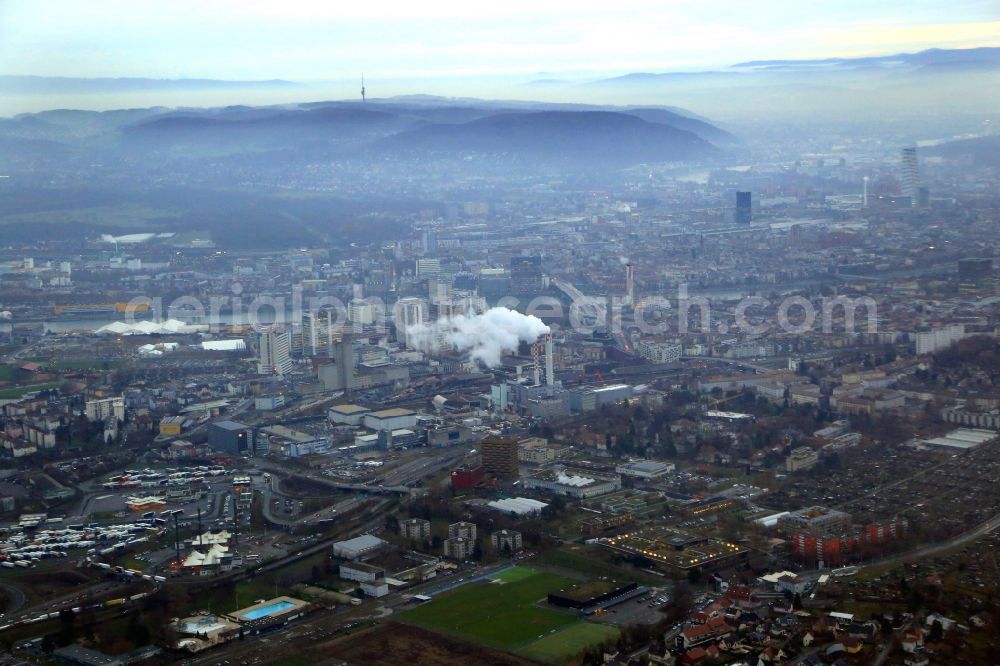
top-left (95, 319), bottom-right (207, 335)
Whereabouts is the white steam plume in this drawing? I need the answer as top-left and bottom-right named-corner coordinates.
top-left (407, 306), bottom-right (549, 368)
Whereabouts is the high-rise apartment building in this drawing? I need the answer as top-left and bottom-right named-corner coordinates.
top-left (448, 521), bottom-right (477, 541)
top-left (480, 437), bottom-right (519, 479)
top-left (491, 529), bottom-right (523, 552)
top-left (85, 396), bottom-right (125, 423)
top-left (257, 329), bottom-right (293, 375)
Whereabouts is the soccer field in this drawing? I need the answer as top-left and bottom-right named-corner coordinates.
top-left (400, 568), bottom-right (578, 649)
top-left (493, 566), bottom-right (539, 583)
top-left (519, 623), bottom-right (620, 664)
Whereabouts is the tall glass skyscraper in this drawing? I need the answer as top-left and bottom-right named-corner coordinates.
top-left (901, 147), bottom-right (919, 207)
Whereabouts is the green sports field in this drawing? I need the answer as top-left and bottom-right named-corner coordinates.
top-left (400, 567), bottom-right (619, 664)
top-left (519, 622), bottom-right (620, 663)
top-left (401, 568), bottom-right (577, 649)
top-left (493, 566), bottom-right (540, 583)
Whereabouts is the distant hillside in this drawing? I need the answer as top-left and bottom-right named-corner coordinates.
top-left (0, 97), bottom-right (730, 169)
top-left (732, 47), bottom-right (1000, 70)
top-left (597, 70), bottom-right (742, 83)
top-left (618, 107), bottom-right (736, 145)
top-left (383, 111), bottom-right (715, 164)
top-left (121, 106), bottom-right (414, 152)
top-left (922, 135), bottom-right (1000, 168)
top-left (0, 135), bottom-right (80, 164)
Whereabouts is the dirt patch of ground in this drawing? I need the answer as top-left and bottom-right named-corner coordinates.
top-left (315, 621), bottom-right (540, 666)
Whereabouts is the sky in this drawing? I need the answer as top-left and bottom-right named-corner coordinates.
top-left (2, 0), bottom-right (999, 80)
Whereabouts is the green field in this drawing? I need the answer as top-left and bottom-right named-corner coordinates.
top-left (0, 204), bottom-right (181, 228)
top-left (519, 622), bottom-right (620, 664)
top-left (182, 578), bottom-right (289, 616)
top-left (34, 359), bottom-right (122, 371)
top-left (493, 566), bottom-right (540, 583)
top-left (401, 568), bottom-right (578, 650)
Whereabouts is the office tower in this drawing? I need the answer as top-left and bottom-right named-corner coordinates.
top-left (433, 293), bottom-right (487, 320)
top-left (862, 176), bottom-right (869, 208)
top-left (422, 230), bottom-right (438, 255)
top-left (302, 309), bottom-right (338, 357)
top-left (480, 437), bottom-right (519, 479)
top-left (917, 186), bottom-right (930, 209)
top-left (428, 279), bottom-right (451, 302)
top-left (478, 268), bottom-right (510, 300)
top-left (348, 298), bottom-right (379, 326)
top-left (901, 147), bottom-right (919, 207)
top-left (257, 329), bottom-right (293, 375)
top-left (452, 272), bottom-right (476, 291)
top-left (394, 297), bottom-right (428, 347)
top-left (490, 383), bottom-right (509, 413)
top-left (545, 334), bottom-right (554, 387)
top-left (416, 258), bottom-right (441, 278)
top-left (624, 263), bottom-right (635, 306)
top-left (735, 191), bottom-right (752, 224)
top-left (509, 256), bottom-right (543, 294)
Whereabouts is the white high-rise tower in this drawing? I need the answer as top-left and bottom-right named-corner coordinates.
top-left (258, 328), bottom-right (293, 375)
top-left (624, 263), bottom-right (635, 306)
top-left (395, 297), bottom-right (428, 348)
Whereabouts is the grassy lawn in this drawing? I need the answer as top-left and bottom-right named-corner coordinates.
top-left (190, 578), bottom-right (286, 615)
top-left (0, 204), bottom-right (180, 228)
top-left (114, 554), bottom-right (145, 572)
top-left (400, 568), bottom-right (578, 650)
top-left (493, 566), bottom-right (539, 583)
top-left (518, 622), bottom-right (620, 664)
top-left (42, 359), bottom-right (122, 371)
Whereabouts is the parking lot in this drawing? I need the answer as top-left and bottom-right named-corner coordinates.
top-left (589, 587), bottom-right (672, 627)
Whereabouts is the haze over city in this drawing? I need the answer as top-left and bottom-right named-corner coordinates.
top-left (0, 2), bottom-right (999, 665)
top-left (2, 0), bottom-right (1000, 115)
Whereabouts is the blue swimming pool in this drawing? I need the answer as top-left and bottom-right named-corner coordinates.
top-left (241, 600), bottom-right (295, 620)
